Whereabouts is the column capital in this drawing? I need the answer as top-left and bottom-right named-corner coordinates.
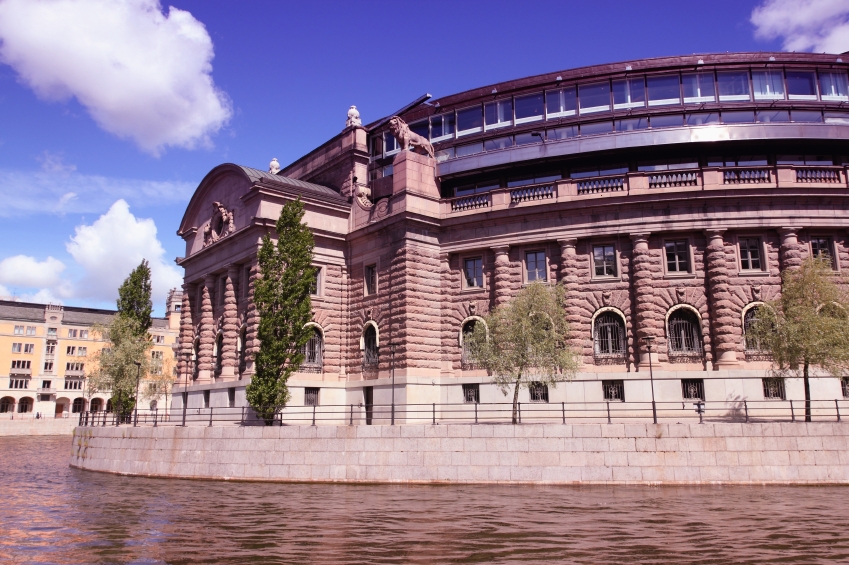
top-left (490, 245), bottom-right (510, 255)
top-left (203, 273), bottom-right (216, 285)
top-left (777, 226), bottom-right (803, 238)
top-left (557, 237), bottom-right (577, 248)
top-left (629, 232), bottom-right (651, 242)
top-left (704, 228), bottom-right (727, 244)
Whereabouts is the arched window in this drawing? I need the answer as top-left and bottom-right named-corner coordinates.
top-left (214, 333), bottom-right (224, 377)
top-left (461, 320), bottom-right (478, 368)
top-left (106, 398), bottom-right (113, 413)
top-left (72, 398), bottom-right (85, 413)
top-left (301, 327), bottom-right (323, 373)
top-left (192, 338), bottom-right (200, 380)
top-left (363, 325), bottom-right (378, 369)
top-left (238, 327), bottom-right (247, 377)
top-left (149, 400), bottom-right (158, 410)
top-left (594, 311), bottom-right (626, 364)
top-left (18, 397), bottom-right (33, 413)
top-left (90, 398), bottom-right (103, 413)
top-left (667, 308), bottom-right (703, 359)
top-left (0, 397), bottom-right (14, 413)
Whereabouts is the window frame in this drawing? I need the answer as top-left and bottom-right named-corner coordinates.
top-left (545, 86), bottom-right (577, 119)
top-left (304, 387), bottom-right (320, 407)
top-left (484, 98), bottom-right (513, 131)
top-left (461, 255), bottom-right (486, 291)
top-left (310, 266), bottom-right (323, 297)
top-left (514, 92), bottom-right (545, 125)
top-left (462, 383), bottom-right (480, 404)
top-left (602, 379), bottom-right (626, 402)
top-left (456, 105), bottom-right (484, 137)
top-left (663, 238), bottom-right (694, 276)
top-left (736, 236), bottom-right (768, 274)
top-left (364, 263), bottom-right (378, 296)
top-left (809, 235), bottom-right (837, 270)
top-left (762, 377), bottom-right (786, 400)
top-left (591, 243), bottom-right (618, 279)
top-left (785, 69), bottom-right (819, 101)
top-left (681, 378), bottom-right (706, 401)
top-left (523, 249), bottom-right (548, 284)
top-left (529, 382), bottom-right (549, 403)
top-left (578, 80), bottom-right (612, 115)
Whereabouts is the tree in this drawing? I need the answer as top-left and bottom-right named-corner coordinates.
top-left (747, 257), bottom-right (849, 421)
top-left (86, 262), bottom-right (155, 420)
top-left (246, 198), bottom-right (317, 424)
top-left (464, 282), bottom-right (580, 424)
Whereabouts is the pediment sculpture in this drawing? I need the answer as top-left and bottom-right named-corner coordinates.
top-left (388, 116), bottom-right (434, 158)
top-left (203, 201), bottom-right (235, 247)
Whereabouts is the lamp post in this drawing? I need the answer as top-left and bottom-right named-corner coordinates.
top-left (182, 351), bottom-right (191, 427)
top-left (389, 343), bottom-right (397, 425)
top-left (133, 361), bottom-right (142, 427)
top-left (642, 336), bottom-right (657, 424)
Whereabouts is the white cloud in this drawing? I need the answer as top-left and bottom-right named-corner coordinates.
top-left (0, 255), bottom-right (66, 289)
top-left (0, 167), bottom-right (194, 217)
top-left (37, 151), bottom-right (76, 174)
top-left (752, 0), bottom-right (849, 53)
top-left (0, 0), bottom-right (232, 155)
top-left (65, 199), bottom-right (182, 307)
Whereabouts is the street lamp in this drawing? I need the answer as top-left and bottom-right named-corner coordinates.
top-left (133, 361), bottom-right (142, 427)
top-left (182, 351), bottom-right (192, 427)
top-left (642, 336), bottom-right (657, 424)
top-left (389, 343), bottom-right (397, 425)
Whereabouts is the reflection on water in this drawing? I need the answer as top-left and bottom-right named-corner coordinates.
top-left (1, 436), bottom-right (848, 564)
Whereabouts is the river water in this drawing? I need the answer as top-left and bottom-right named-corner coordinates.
top-left (1, 436), bottom-right (848, 564)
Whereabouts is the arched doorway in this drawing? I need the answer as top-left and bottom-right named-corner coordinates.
top-left (72, 398), bottom-right (85, 413)
top-left (90, 398), bottom-right (103, 412)
top-left (0, 397), bottom-right (14, 413)
top-left (18, 397), bottom-right (33, 413)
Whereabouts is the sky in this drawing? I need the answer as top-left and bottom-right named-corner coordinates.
top-left (0, 0), bottom-right (847, 315)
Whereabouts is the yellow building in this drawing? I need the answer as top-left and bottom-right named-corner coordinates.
top-left (0, 290), bottom-right (181, 418)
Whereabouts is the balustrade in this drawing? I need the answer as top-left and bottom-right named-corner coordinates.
top-left (451, 193), bottom-right (490, 212)
top-left (795, 167), bottom-right (841, 183)
top-left (649, 171), bottom-right (698, 188)
top-left (577, 176), bottom-right (625, 194)
top-left (723, 168), bottom-right (771, 184)
top-left (510, 184), bottom-right (554, 203)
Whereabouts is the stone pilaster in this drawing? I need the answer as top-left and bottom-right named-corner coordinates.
top-left (219, 265), bottom-right (239, 380)
top-left (704, 229), bottom-right (738, 366)
top-left (492, 245), bottom-right (511, 308)
top-left (778, 227), bottom-right (804, 271)
top-left (244, 259), bottom-right (260, 376)
top-left (439, 252), bottom-right (454, 376)
top-left (630, 233), bottom-right (663, 365)
top-left (178, 283), bottom-right (195, 384)
top-left (558, 239), bottom-right (582, 352)
top-left (196, 275), bottom-right (215, 382)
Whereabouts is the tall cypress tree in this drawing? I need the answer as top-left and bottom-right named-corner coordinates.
top-left (117, 259), bottom-right (153, 335)
top-left (246, 198), bottom-right (316, 424)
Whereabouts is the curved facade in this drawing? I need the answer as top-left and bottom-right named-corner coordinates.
top-left (175, 52), bottom-right (849, 417)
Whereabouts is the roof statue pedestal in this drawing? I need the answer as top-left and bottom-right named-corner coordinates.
top-left (392, 150), bottom-right (438, 199)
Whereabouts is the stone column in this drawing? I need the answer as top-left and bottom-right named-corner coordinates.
top-left (778, 227), bottom-right (804, 271)
top-left (177, 283), bottom-right (195, 385)
top-left (491, 245), bottom-right (511, 308)
top-left (244, 259), bottom-right (260, 377)
top-left (704, 229), bottom-right (738, 366)
top-left (219, 265), bottom-right (239, 380)
top-left (196, 275), bottom-right (215, 382)
top-left (630, 233), bottom-right (663, 365)
top-left (558, 239), bottom-right (583, 352)
top-left (439, 252), bottom-right (454, 376)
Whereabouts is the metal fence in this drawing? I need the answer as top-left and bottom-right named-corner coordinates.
top-left (77, 398), bottom-right (849, 428)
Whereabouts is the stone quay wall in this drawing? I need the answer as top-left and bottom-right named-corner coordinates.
top-left (1, 417), bottom-right (77, 436)
top-left (70, 422), bottom-right (849, 485)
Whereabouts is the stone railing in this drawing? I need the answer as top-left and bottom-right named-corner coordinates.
top-left (450, 193), bottom-right (491, 212)
top-left (649, 171), bottom-right (699, 188)
top-left (723, 168), bottom-right (771, 184)
top-left (510, 183), bottom-right (555, 203)
top-left (577, 176), bottom-right (626, 195)
top-left (795, 167), bottom-right (841, 183)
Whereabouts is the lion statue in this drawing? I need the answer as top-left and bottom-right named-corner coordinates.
top-left (388, 116), bottom-right (434, 159)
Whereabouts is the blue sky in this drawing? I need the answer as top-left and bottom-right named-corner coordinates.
top-left (0, 0), bottom-right (846, 315)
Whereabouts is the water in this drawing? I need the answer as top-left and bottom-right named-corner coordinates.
top-left (1, 436), bottom-right (848, 564)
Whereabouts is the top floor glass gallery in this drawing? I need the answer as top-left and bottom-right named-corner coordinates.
top-left (369, 62), bottom-right (849, 159)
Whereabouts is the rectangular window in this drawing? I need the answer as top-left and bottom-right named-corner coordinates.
top-left (811, 237), bottom-right (833, 260)
top-left (64, 379), bottom-right (83, 390)
top-left (44, 361), bottom-right (53, 372)
top-left (792, 110), bottom-right (823, 123)
top-left (310, 267), bottom-right (321, 296)
top-left (752, 70), bottom-right (785, 100)
top-left (26, 326), bottom-right (35, 336)
top-left (484, 99), bottom-right (513, 130)
top-left (602, 380), bottom-right (625, 402)
top-left (547, 125), bottom-right (578, 140)
top-left (682, 72), bottom-right (716, 103)
top-left (456, 142), bottom-right (483, 157)
top-left (821, 72), bottom-right (849, 101)
top-left (13, 325), bottom-right (23, 335)
top-left (10, 379), bottom-right (28, 389)
top-left (66, 346), bottom-right (76, 356)
top-left (647, 75), bottom-right (681, 106)
top-left (304, 387), bottom-right (320, 406)
top-left (581, 121), bottom-right (613, 136)
top-left (717, 71), bottom-right (750, 101)
top-left (681, 379), bottom-right (705, 401)
top-left (370, 135), bottom-right (384, 157)
top-left (593, 245), bottom-right (617, 277)
top-left (756, 110), bottom-right (790, 123)
top-left (151, 350), bottom-right (164, 360)
top-left (546, 87), bottom-right (577, 118)
top-left (46, 343), bottom-right (55, 355)
top-left (525, 251), bottom-right (547, 282)
top-left (80, 329), bottom-right (88, 339)
top-left (723, 110), bottom-right (755, 124)
top-left (47, 327), bottom-right (57, 337)
top-left (409, 120), bottom-right (429, 139)
top-left (68, 329), bottom-right (78, 338)
top-left (12, 343), bottom-right (21, 353)
top-left (650, 114), bottom-right (683, 128)
top-left (616, 117), bottom-right (648, 132)
top-left (365, 264), bottom-right (377, 295)
top-left (430, 113), bottom-right (456, 141)
top-left (383, 131), bottom-right (399, 155)
top-left (578, 81), bottom-right (611, 114)
top-left (77, 347), bottom-right (87, 357)
top-left (612, 78), bottom-right (646, 109)
top-left (665, 241), bottom-right (690, 273)
top-left (686, 112), bottom-right (720, 126)
top-left (483, 136), bottom-right (512, 151)
top-left (228, 387), bottom-right (236, 408)
top-left (762, 377), bottom-right (786, 400)
top-left (24, 344), bottom-right (34, 354)
top-left (462, 383), bottom-right (480, 404)
top-left (529, 382), bottom-right (549, 403)
top-left (457, 105), bottom-right (483, 136)
top-left (507, 173), bottom-right (561, 188)
top-left (786, 70), bottom-right (818, 100)
top-left (739, 238), bottom-right (763, 271)
top-left (41, 380), bottom-right (51, 389)
top-left (203, 390), bottom-right (210, 408)
top-left (514, 92), bottom-right (544, 124)
top-left (514, 132), bottom-right (543, 146)
top-left (464, 258), bottom-right (483, 288)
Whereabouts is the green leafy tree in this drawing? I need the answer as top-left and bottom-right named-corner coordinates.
top-left (464, 282), bottom-right (580, 424)
top-left (747, 257), bottom-right (849, 421)
top-left (246, 198), bottom-right (316, 424)
top-left (117, 259), bottom-right (153, 336)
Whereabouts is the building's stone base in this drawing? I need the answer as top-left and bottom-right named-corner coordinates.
top-left (70, 422), bottom-right (849, 485)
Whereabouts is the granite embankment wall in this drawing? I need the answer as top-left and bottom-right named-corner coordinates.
top-left (0, 418), bottom-right (77, 436)
top-left (70, 422), bottom-right (849, 485)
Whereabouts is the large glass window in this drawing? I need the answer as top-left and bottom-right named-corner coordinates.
top-left (464, 258), bottom-right (483, 288)
top-left (456, 105), bottom-right (483, 136)
top-left (581, 121), bottom-right (613, 135)
top-left (650, 114), bottom-right (683, 128)
top-left (595, 313), bottom-right (626, 359)
top-left (546, 87), bottom-right (576, 118)
top-left (786, 70), bottom-right (818, 100)
top-left (722, 110), bottom-right (755, 124)
top-left (686, 112), bottom-right (720, 126)
top-left (484, 136), bottom-right (512, 151)
top-left (430, 113), bottom-right (455, 141)
top-left (525, 251), bottom-right (547, 282)
top-left (455, 181), bottom-right (498, 197)
top-left (717, 71), bottom-right (750, 101)
top-left (612, 78), bottom-right (645, 109)
top-left (383, 131), bottom-right (399, 154)
top-left (792, 110), bottom-right (823, 123)
top-left (821, 72), bottom-right (849, 101)
top-left (739, 238), bottom-right (762, 270)
top-left (811, 237), bottom-right (833, 260)
top-left (507, 172), bottom-right (561, 188)
top-left (455, 142), bottom-right (483, 157)
top-left (756, 110), bottom-right (790, 123)
top-left (409, 120), bottom-right (429, 139)
top-left (616, 117), bottom-right (648, 131)
top-left (647, 75), bottom-right (681, 106)
top-left (668, 311), bottom-right (703, 356)
top-left (547, 125), bottom-right (578, 140)
top-left (484, 99), bottom-right (513, 130)
top-left (665, 240), bottom-right (690, 273)
top-left (682, 72), bottom-right (716, 103)
top-left (752, 70), bottom-right (785, 100)
top-left (593, 245), bottom-right (616, 277)
top-left (514, 92), bottom-right (544, 124)
top-left (578, 81), bottom-right (611, 114)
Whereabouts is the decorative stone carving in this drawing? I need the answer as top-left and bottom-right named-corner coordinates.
top-left (365, 308), bottom-right (373, 321)
top-left (346, 105), bottom-right (361, 127)
top-left (468, 302), bottom-right (477, 316)
top-left (356, 184), bottom-right (373, 208)
top-left (203, 202), bottom-right (235, 247)
top-left (388, 116), bottom-right (434, 158)
top-left (675, 287), bottom-right (686, 303)
top-left (602, 291), bottom-right (612, 305)
top-left (269, 158), bottom-right (280, 174)
top-left (751, 285), bottom-right (762, 301)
